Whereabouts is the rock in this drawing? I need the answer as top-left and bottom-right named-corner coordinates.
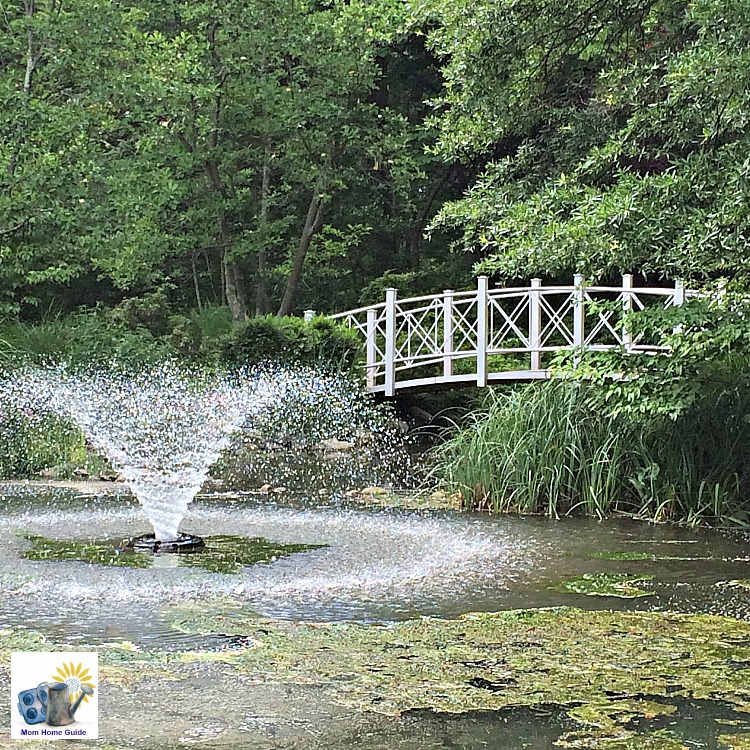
top-left (39, 466), bottom-right (66, 480)
top-left (258, 484), bottom-right (272, 494)
top-left (360, 486), bottom-right (389, 497)
top-left (320, 438), bottom-right (355, 453)
top-left (73, 467), bottom-right (89, 477)
top-left (272, 486), bottom-right (287, 494)
top-left (404, 404), bottom-right (434, 425)
top-left (97, 471), bottom-right (120, 482)
top-left (353, 428), bottom-right (376, 445)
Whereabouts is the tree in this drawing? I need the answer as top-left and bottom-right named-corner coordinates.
top-left (420, 0), bottom-right (750, 283)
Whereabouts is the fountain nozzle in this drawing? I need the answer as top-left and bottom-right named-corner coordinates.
top-left (122, 533), bottom-right (205, 554)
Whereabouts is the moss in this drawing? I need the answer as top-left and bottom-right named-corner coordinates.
top-left (21, 533), bottom-right (326, 573)
top-left (552, 573), bottom-right (654, 598)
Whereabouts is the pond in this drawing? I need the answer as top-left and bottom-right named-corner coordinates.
top-left (1, 481), bottom-right (749, 749)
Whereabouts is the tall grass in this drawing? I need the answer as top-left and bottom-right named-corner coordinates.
top-left (432, 381), bottom-right (750, 525)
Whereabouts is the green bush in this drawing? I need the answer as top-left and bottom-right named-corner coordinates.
top-left (0, 407), bottom-right (85, 478)
top-left (222, 315), bottom-right (362, 369)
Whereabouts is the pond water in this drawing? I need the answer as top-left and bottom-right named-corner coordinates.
top-left (1, 481), bottom-right (749, 749)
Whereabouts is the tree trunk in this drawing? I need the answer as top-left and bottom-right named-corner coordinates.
top-left (191, 250), bottom-right (203, 312)
top-left (7, 1), bottom-right (38, 179)
top-left (224, 252), bottom-right (248, 323)
top-left (256, 141), bottom-right (272, 315)
top-left (277, 179), bottom-right (326, 317)
top-left (409, 166), bottom-right (452, 270)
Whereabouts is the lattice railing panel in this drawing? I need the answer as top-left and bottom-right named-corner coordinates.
top-left (393, 298), bottom-right (443, 365)
top-left (328, 277), bottom-right (691, 395)
top-left (489, 294), bottom-right (530, 350)
top-left (539, 292), bottom-right (576, 348)
top-left (451, 297), bottom-right (479, 352)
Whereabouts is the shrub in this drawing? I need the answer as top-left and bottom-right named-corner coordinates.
top-left (0, 407), bottom-right (85, 478)
top-left (222, 315), bottom-right (362, 370)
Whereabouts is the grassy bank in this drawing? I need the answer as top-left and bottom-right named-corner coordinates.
top-left (432, 381), bottom-right (750, 526)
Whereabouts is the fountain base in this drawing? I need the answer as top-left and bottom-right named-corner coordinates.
top-left (124, 533), bottom-right (205, 554)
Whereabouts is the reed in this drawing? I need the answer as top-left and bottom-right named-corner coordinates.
top-left (432, 381), bottom-right (750, 525)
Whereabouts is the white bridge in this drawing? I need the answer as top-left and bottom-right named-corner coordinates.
top-left (328, 275), bottom-right (691, 396)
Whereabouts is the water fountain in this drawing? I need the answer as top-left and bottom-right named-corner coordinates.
top-left (3, 363), bottom-right (402, 552)
top-left (5, 365), bottom-right (290, 548)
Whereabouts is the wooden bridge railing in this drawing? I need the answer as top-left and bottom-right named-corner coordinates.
top-left (327, 275), bottom-right (691, 396)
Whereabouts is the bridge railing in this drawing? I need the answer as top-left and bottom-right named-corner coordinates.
top-left (328, 275), bottom-right (690, 395)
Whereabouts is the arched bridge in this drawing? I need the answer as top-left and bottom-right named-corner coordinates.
top-left (328, 275), bottom-right (692, 396)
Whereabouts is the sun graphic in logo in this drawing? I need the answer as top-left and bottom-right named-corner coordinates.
top-left (51, 661), bottom-right (96, 704)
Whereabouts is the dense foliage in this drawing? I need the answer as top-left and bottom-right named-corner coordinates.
top-left (3, 0), bottom-right (750, 521)
top-left (0, 0), bottom-right (471, 323)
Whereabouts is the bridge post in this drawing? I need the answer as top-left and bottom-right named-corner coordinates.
top-left (672, 279), bottom-right (685, 334)
top-left (621, 274), bottom-right (633, 350)
top-left (476, 276), bottom-right (488, 387)
top-left (443, 289), bottom-right (454, 378)
top-left (573, 274), bottom-right (585, 347)
top-left (673, 279), bottom-right (685, 306)
top-left (384, 288), bottom-right (397, 397)
top-left (366, 308), bottom-right (377, 389)
top-left (573, 274), bottom-right (585, 362)
top-left (530, 278), bottom-right (542, 370)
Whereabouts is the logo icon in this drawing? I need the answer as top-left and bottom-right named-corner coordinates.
top-left (11, 653), bottom-right (98, 739)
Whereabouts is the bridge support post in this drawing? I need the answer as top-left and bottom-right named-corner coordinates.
top-left (672, 279), bottom-right (685, 334)
top-left (530, 278), bottom-right (542, 370)
top-left (573, 274), bottom-right (585, 360)
top-left (384, 288), bottom-right (397, 397)
top-left (366, 308), bottom-right (377, 389)
top-left (621, 274), bottom-right (633, 351)
top-left (476, 276), bottom-right (488, 387)
top-left (443, 290), bottom-right (454, 378)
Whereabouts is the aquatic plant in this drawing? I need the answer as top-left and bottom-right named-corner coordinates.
top-left (22, 534), bottom-right (327, 574)
top-left (432, 380), bottom-right (750, 525)
top-left (552, 572), bottom-right (654, 598)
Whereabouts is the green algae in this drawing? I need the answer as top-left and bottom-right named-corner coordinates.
top-left (720, 735), bottom-right (750, 749)
top-left (553, 573), bottom-right (654, 598)
top-left (180, 534), bottom-right (326, 573)
top-left (3, 608), bottom-right (750, 746)
top-left (567, 700), bottom-right (677, 730)
top-left (22, 534), bottom-right (150, 568)
top-left (21, 533), bottom-right (326, 573)
top-left (555, 729), bottom-right (690, 749)
top-left (168, 606), bottom-right (750, 720)
top-left (590, 552), bottom-right (657, 561)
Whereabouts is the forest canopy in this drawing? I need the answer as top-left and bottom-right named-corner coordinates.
top-left (1, 0), bottom-right (748, 328)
